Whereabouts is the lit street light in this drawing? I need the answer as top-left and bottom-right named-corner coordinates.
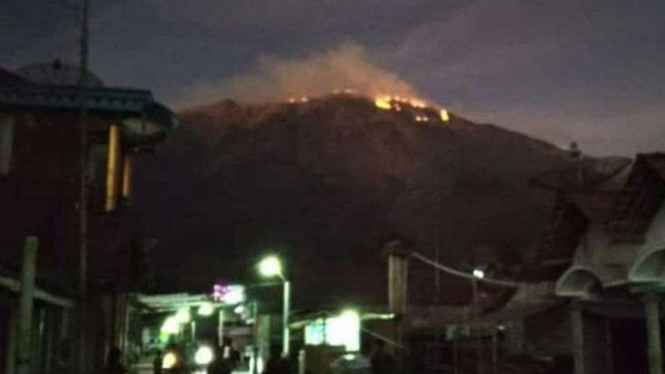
top-left (472, 267), bottom-right (484, 374)
top-left (258, 255), bottom-right (291, 357)
top-left (259, 256), bottom-right (282, 278)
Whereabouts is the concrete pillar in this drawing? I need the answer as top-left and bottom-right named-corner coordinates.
top-left (644, 293), bottom-right (663, 374)
top-left (384, 240), bottom-right (410, 365)
top-left (385, 241), bottom-right (409, 358)
top-left (387, 252), bottom-right (409, 315)
top-left (5, 309), bottom-right (16, 374)
top-left (571, 302), bottom-right (585, 374)
top-left (16, 236), bottom-right (38, 374)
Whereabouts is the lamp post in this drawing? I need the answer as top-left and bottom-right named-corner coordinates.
top-left (472, 268), bottom-right (485, 374)
top-left (258, 256), bottom-right (290, 357)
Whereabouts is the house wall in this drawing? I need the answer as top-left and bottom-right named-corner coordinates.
top-left (523, 304), bottom-right (572, 358)
top-left (0, 109), bottom-right (154, 373)
top-left (0, 111), bottom-right (145, 288)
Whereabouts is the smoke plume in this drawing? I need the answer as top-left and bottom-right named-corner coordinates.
top-left (177, 43), bottom-right (423, 107)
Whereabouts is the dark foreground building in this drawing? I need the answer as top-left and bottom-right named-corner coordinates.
top-left (0, 62), bottom-right (177, 374)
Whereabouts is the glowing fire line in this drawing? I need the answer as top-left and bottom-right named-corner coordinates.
top-left (374, 95), bottom-right (450, 123)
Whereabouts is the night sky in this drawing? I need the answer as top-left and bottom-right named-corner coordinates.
top-left (3, 0), bottom-right (664, 156)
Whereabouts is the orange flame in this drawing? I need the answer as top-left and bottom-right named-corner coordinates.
top-left (375, 97), bottom-right (392, 110)
top-left (440, 109), bottom-right (450, 122)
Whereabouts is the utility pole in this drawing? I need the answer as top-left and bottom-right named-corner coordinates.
top-left (16, 236), bottom-right (38, 374)
top-left (78, 0), bottom-right (90, 372)
top-left (472, 277), bottom-right (481, 374)
top-left (434, 229), bottom-right (440, 302)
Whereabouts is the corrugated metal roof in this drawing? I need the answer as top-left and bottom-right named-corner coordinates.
top-left (0, 72), bottom-right (178, 132)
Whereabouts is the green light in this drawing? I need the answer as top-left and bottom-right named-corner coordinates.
top-left (258, 256), bottom-right (282, 278)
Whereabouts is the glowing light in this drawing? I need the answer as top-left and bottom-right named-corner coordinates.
top-left (374, 97), bottom-right (391, 110)
top-left (343, 88), bottom-right (354, 94)
top-left (213, 284), bottom-right (246, 305)
top-left (410, 99), bottom-right (426, 108)
top-left (440, 109), bottom-right (450, 122)
top-left (162, 352), bottom-right (177, 369)
top-left (195, 346), bottom-right (214, 365)
top-left (234, 305), bottom-right (246, 315)
top-left (288, 97), bottom-right (296, 103)
top-left (161, 317), bottom-right (179, 334)
top-left (198, 302), bottom-right (214, 316)
top-left (473, 269), bottom-right (485, 279)
top-left (176, 308), bottom-right (191, 323)
top-left (258, 256), bottom-right (283, 278)
top-left (249, 356), bottom-right (264, 374)
top-left (301, 97), bottom-right (309, 103)
top-left (326, 309), bottom-right (361, 351)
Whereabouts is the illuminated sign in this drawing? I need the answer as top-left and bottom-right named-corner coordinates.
top-left (304, 310), bottom-right (360, 352)
top-left (212, 284), bottom-right (246, 305)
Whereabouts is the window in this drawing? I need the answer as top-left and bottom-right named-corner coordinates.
top-left (0, 114), bottom-right (14, 175)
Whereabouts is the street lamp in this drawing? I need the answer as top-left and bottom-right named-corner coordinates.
top-left (258, 255), bottom-right (291, 357)
top-left (472, 268), bottom-right (484, 374)
top-left (473, 268), bottom-right (485, 279)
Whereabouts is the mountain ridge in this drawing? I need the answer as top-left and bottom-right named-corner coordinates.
top-left (135, 94), bottom-right (627, 305)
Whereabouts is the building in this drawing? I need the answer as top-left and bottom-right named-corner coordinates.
top-left (0, 61), bottom-right (178, 374)
top-left (556, 153), bottom-right (665, 374)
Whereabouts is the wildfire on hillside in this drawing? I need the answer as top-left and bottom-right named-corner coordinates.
top-left (283, 90), bottom-right (450, 125)
top-left (374, 95), bottom-right (450, 124)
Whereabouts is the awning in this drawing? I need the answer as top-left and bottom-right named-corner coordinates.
top-left (555, 266), bottom-right (602, 298)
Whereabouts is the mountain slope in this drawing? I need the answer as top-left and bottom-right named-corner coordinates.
top-left (134, 94), bottom-right (619, 306)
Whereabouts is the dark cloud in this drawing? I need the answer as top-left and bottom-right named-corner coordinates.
top-left (2, 0), bottom-right (664, 155)
top-left (384, 0), bottom-right (665, 155)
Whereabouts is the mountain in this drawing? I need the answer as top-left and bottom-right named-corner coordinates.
top-left (133, 94), bottom-right (625, 306)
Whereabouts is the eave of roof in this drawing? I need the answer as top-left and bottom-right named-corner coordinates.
top-left (0, 83), bottom-right (178, 132)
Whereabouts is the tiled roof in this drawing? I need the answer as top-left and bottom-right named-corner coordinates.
top-left (531, 156), bottom-right (631, 192)
top-left (570, 192), bottom-right (616, 224)
top-left (643, 153), bottom-right (665, 182)
top-left (606, 153), bottom-right (665, 241)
